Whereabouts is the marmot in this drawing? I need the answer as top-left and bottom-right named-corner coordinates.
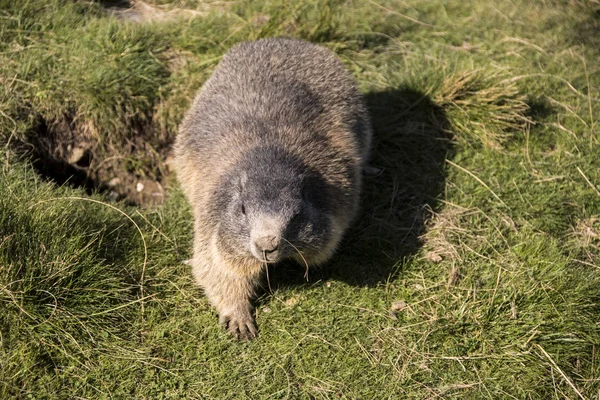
top-left (173, 38), bottom-right (372, 340)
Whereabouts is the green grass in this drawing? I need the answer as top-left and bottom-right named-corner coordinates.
top-left (1, 0), bottom-right (600, 398)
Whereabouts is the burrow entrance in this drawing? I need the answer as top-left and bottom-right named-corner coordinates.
top-left (19, 116), bottom-right (173, 207)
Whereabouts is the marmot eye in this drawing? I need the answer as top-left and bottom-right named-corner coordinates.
top-left (241, 203), bottom-right (246, 215)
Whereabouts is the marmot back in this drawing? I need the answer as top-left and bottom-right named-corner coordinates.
top-left (173, 38), bottom-right (372, 340)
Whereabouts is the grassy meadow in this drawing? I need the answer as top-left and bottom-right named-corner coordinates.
top-left (1, 0), bottom-right (599, 398)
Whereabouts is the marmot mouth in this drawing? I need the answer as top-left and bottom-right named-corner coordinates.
top-left (250, 251), bottom-right (282, 264)
top-left (249, 245), bottom-right (288, 264)
top-left (254, 257), bottom-right (279, 264)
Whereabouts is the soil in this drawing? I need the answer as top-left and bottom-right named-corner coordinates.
top-left (22, 115), bottom-right (173, 208)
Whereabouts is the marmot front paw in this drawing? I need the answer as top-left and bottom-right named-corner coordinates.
top-left (220, 311), bottom-right (258, 341)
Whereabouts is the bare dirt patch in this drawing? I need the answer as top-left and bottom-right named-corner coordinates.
top-left (21, 115), bottom-right (172, 207)
top-left (106, 0), bottom-right (228, 23)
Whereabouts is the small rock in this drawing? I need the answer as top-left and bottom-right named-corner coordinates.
top-left (390, 300), bottom-right (408, 320)
top-left (107, 177), bottom-right (121, 188)
top-left (391, 300), bottom-right (407, 312)
top-left (426, 251), bottom-right (443, 263)
top-left (326, 281), bottom-right (332, 288)
top-left (284, 297), bottom-right (299, 306)
top-left (136, 182), bottom-right (145, 192)
top-left (67, 146), bottom-right (86, 165)
top-left (262, 307), bottom-right (271, 313)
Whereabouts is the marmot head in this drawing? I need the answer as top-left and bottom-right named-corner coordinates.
top-left (215, 146), bottom-right (333, 265)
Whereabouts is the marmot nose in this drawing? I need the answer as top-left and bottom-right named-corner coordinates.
top-left (254, 235), bottom-right (279, 254)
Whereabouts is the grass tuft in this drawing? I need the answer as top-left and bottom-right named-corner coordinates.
top-left (434, 70), bottom-right (531, 149)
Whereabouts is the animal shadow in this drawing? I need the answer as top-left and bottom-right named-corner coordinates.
top-left (265, 87), bottom-right (454, 289)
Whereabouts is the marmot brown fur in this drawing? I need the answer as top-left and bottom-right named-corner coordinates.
top-left (173, 38), bottom-right (372, 340)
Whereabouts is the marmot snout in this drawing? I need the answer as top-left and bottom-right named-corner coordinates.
top-left (173, 38), bottom-right (372, 340)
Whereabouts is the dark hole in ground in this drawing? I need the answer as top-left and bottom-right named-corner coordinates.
top-left (16, 118), bottom-right (99, 195)
top-left (30, 149), bottom-right (97, 193)
top-left (18, 116), bottom-right (170, 207)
